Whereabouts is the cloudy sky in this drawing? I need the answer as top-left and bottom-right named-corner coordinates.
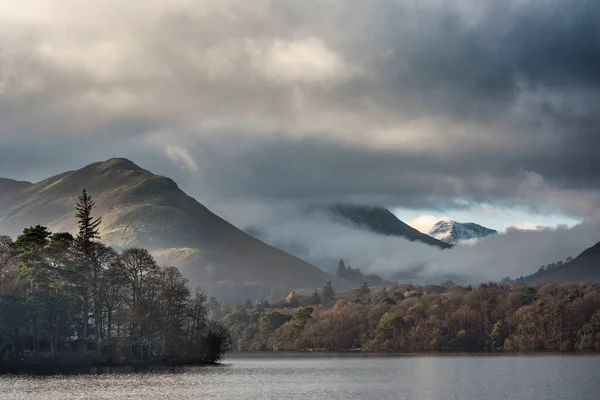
top-left (1, 0), bottom-right (599, 279)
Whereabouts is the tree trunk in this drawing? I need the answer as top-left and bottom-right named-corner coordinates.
top-left (81, 292), bottom-right (89, 353)
top-left (107, 308), bottom-right (112, 340)
top-left (95, 309), bottom-right (101, 357)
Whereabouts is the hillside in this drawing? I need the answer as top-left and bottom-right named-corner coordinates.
top-left (0, 178), bottom-right (32, 209)
top-left (429, 220), bottom-right (497, 245)
top-left (0, 158), bottom-right (347, 300)
top-left (522, 241), bottom-right (600, 285)
top-left (325, 204), bottom-right (452, 249)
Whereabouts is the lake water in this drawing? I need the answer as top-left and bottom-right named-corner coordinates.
top-left (1, 354), bottom-right (599, 399)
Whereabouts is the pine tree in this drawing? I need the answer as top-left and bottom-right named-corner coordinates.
top-left (75, 189), bottom-right (101, 254)
top-left (323, 281), bottom-right (335, 304)
top-left (358, 281), bottom-right (371, 300)
top-left (311, 289), bottom-right (321, 305)
top-left (336, 259), bottom-right (347, 278)
top-left (74, 189), bottom-right (102, 353)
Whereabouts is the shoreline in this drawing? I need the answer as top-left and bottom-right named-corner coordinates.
top-left (0, 358), bottom-right (218, 375)
top-left (224, 349), bottom-right (600, 358)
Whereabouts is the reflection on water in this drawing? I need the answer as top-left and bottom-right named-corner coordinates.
top-left (1, 354), bottom-right (599, 400)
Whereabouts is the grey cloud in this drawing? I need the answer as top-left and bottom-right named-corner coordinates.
top-left (1, 0), bottom-right (600, 218)
top-left (186, 134), bottom-right (600, 219)
top-left (426, 222), bottom-right (600, 281)
top-left (224, 204), bottom-right (600, 284)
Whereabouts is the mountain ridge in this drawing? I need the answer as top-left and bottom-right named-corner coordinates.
top-left (324, 203), bottom-right (452, 249)
top-left (522, 240), bottom-right (600, 285)
top-left (429, 220), bottom-right (497, 245)
top-left (0, 158), bottom-right (348, 300)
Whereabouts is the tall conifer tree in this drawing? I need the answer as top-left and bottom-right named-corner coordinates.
top-left (74, 189), bottom-right (102, 352)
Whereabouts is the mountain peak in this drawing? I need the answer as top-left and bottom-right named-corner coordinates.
top-left (0, 177), bottom-right (32, 187)
top-left (323, 203), bottom-right (452, 249)
top-left (0, 159), bottom-right (343, 301)
top-left (429, 220), bottom-right (497, 245)
top-left (575, 241), bottom-right (600, 261)
top-left (95, 158), bottom-right (147, 173)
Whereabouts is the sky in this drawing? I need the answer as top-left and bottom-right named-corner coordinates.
top-left (1, 0), bottom-right (600, 281)
top-left (395, 206), bottom-right (581, 234)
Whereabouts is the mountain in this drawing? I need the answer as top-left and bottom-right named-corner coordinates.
top-left (0, 178), bottom-right (33, 210)
top-left (324, 204), bottom-right (452, 249)
top-left (0, 177), bottom-right (32, 193)
top-left (522, 241), bottom-right (600, 285)
top-left (0, 158), bottom-right (347, 300)
top-left (429, 220), bottom-right (497, 245)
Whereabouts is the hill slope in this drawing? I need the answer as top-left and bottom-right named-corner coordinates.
top-left (325, 204), bottom-right (452, 249)
top-left (0, 178), bottom-right (32, 210)
top-left (522, 241), bottom-right (600, 285)
top-left (429, 220), bottom-right (497, 245)
top-left (0, 158), bottom-right (345, 298)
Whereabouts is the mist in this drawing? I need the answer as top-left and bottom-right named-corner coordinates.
top-left (217, 202), bottom-right (600, 284)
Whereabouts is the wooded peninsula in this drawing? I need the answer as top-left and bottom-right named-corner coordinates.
top-left (0, 190), bottom-right (229, 374)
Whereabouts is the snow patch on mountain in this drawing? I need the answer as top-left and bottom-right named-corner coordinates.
top-left (429, 220), bottom-right (497, 245)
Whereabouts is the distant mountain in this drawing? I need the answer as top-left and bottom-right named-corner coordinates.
top-left (429, 220), bottom-right (497, 245)
top-left (0, 178), bottom-right (32, 209)
top-left (0, 158), bottom-right (347, 300)
top-left (522, 241), bottom-right (600, 285)
top-left (0, 177), bottom-right (32, 193)
top-left (323, 204), bottom-right (452, 249)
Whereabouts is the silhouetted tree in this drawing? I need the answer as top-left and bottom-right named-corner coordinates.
top-left (336, 259), bottom-right (347, 278)
top-left (323, 281), bottom-right (335, 304)
top-left (311, 289), bottom-right (321, 305)
top-left (358, 282), bottom-right (371, 300)
top-left (73, 190), bottom-right (102, 352)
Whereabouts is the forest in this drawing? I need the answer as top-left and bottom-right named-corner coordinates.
top-left (217, 280), bottom-right (600, 352)
top-left (0, 190), bottom-right (229, 373)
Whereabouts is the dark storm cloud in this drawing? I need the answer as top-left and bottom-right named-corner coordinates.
top-left (1, 0), bottom-right (600, 216)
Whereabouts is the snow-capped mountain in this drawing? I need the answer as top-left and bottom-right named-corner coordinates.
top-left (429, 220), bottom-right (497, 245)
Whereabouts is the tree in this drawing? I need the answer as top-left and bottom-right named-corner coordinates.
top-left (119, 247), bottom-right (160, 356)
top-left (336, 259), bottom-right (347, 278)
top-left (323, 281), bottom-right (335, 304)
top-left (208, 297), bottom-right (221, 320)
top-left (15, 226), bottom-right (57, 357)
top-left (15, 225), bottom-right (51, 253)
top-left (157, 266), bottom-right (190, 356)
top-left (46, 233), bottom-right (74, 268)
top-left (357, 282), bottom-right (371, 300)
top-left (75, 189), bottom-right (102, 254)
top-left (291, 307), bottom-right (313, 329)
top-left (73, 189), bottom-right (102, 352)
top-left (0, 236), bottom-right (17, 285)
top-left (120, 248), bottom-right (158, 308)
top-left (489, 319), bottom-right (506, 349)
top-left (244, 298), bottom-right (253, 309)
top-left (90, 243), bottom-right (120, 355)
top-left (202, 321), bottom-right (231, 363)
top-left (311, 289), bottom-right (321, 305)
top-left (565, 256), bottom-right (574, 264)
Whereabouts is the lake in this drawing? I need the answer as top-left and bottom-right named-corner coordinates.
top-left (1, 354), bottom-right (599, 399)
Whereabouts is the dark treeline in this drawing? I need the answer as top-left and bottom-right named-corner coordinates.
top-left (0, 190), bottom-right (229, 372)
top-left (219, 280), bottom-right (600, 352)
top-left (512, 256), bottom-right (575, 282)
top-left (336, 259), bottom-right (384, 286)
